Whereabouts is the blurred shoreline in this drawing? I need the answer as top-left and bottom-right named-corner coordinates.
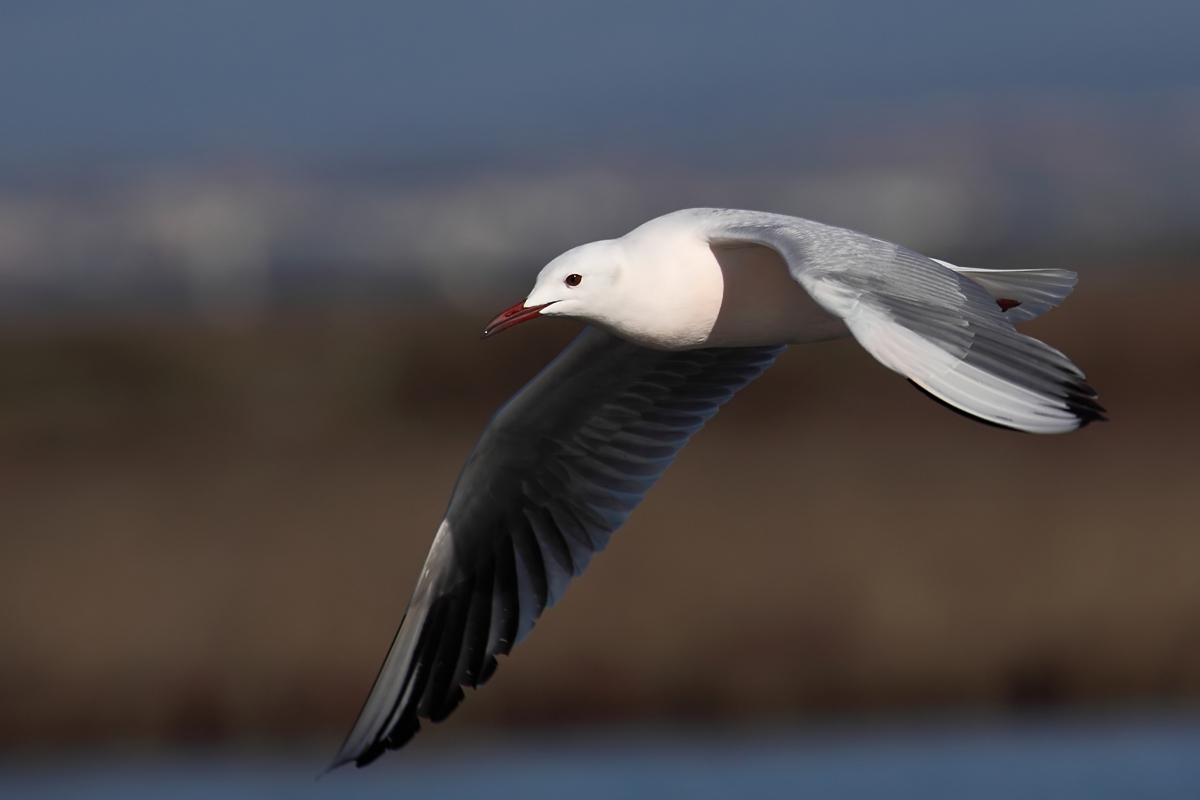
top-left (3, 96), bottom-right (1200, 322)
top-left (1, 277), bottom-right (1197, 750)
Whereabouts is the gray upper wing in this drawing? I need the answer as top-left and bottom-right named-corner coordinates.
top-left (331, 327), bottom-right (783, 769)
top-left (700, 209), bottom-right (1103, 433)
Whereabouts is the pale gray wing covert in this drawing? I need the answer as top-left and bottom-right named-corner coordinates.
top-left (330, 327), bottom-right (783, 769)
top-left (704, 209), bottom-right (1104, 433)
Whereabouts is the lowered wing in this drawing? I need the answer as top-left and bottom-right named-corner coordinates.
top-left (331, 327), bottom-right (783, 768)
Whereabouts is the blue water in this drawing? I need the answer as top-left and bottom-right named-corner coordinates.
top-left (5, 714), bottom-right (1200, 799)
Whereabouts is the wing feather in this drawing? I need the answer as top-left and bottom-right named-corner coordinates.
top-left (330, 327), bottom-right (782, 769)
top-left (703, 209), bottom-right (1104, 433)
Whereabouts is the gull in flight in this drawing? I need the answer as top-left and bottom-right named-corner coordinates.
top-left (330, 208), bottom-right (1104, 769)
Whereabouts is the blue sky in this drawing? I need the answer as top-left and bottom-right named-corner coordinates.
top-left (2, 0), bottom-right (1199, 168)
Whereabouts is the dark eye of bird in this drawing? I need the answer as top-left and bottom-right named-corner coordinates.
top-left (565, 274), bottom-right (582, 287)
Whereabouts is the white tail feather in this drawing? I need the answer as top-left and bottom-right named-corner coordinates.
top-left (933, 260), bottom-right (1077, 323)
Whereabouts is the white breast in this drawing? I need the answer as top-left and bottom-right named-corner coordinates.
top-left (601, 225), bottom-right (848, 351)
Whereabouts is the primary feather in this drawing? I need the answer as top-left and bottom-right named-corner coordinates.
top-left (331, 330), bottom-right (781, 768)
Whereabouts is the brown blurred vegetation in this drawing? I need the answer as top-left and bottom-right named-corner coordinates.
top-left (1, 276), bottom-right (1199, 750)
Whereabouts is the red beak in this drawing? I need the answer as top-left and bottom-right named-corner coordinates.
top-left (482, 301), bottom-right (551, 339)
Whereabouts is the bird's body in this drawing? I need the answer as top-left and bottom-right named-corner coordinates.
top-left (330, 208), bottom-right (1103, 770)
top-left (525, 210), bottom-right (849, 349)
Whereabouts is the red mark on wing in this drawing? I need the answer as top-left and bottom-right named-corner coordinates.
top-left (997, 298), bottom-right (1021, 312)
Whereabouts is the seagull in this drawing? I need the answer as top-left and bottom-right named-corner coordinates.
top-left (330, 208), bottom-right (1104, 769)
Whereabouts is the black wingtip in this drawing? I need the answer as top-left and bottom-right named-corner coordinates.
top-left (322, 709), bottom-right (419, 775)
top-left (1054, 369), bottom-right (1107, 428)
top-left (907, 379), bottom-right (1107, 432)
top-left (321, 746), bottom-right (360, 777)
top-left (1064, 386), bottom-right (1107, 428)
top-left (357, 709), bottom-right (419, 767)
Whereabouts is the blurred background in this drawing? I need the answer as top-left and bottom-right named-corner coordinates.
top-left (2, 0), bottom-right (1200, 796)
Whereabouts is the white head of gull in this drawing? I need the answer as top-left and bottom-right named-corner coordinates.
top-left (330, 208), bottom-right (1104, 770)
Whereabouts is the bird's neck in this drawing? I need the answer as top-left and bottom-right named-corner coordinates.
top-left (588, 233), bottom-right (725, 351)
top-left (592, 232), bottom-right (846, 351)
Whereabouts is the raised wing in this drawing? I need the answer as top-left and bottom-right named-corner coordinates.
top-left (704, 209), bottom-right (1104, 434)
top-left (331, 328), bottom-right (783, 769)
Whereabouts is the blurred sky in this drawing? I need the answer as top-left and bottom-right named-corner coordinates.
top-left (1, 1), bottom-right (1199, 316)
top-left (2, 0), bottom-right (1199, 170)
